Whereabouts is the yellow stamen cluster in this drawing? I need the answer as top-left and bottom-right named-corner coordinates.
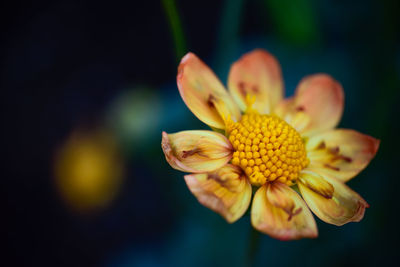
top-left (228, 112), bottom-right (309, 186)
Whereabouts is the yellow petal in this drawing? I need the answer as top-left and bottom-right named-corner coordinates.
top-left (177, 52), bottom-right (241, 129)
top-left (298, 170), bottom-right (334, 199)
top-left (298, 171), bottom-right (369, 226)
top-left (276, 74), bottom-right (344, 136)
top-left (184, 164), bottom-right (252, 223)
top-left (306, 129), bottom-right (380, 182)
top-left (251, 183), bottom-right (318, 240)
top-left (161, 130), bottom-right (233, 173)
top-left (228, 49), bottom-right (284, 114)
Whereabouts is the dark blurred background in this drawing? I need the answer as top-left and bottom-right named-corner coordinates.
top-left (2, 0), bottom-right (399, 266)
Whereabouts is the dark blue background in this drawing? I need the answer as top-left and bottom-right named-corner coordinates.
top-left (2, 0), bottom-right (399, 266)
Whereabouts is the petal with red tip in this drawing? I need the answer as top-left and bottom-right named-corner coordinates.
top-left (306, 129), bottom-right (380, 182)
top-left (228, 49), bottom-right (284, 114)
top-left (277, 74), bottom-right (344, 136)
top-left (184, 164), bottom-right (252, 223)
top-left (298, 170), bottom-right (369, 226)
top-left (251, 183), bottom-right (318, 240)
top-left (161, 131), bottom-right (233, 173)
top-left (177, 53), bottom-right (241, 129)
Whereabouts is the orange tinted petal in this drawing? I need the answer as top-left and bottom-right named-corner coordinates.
top-left (306, 129), bottom-right (380, 182)
top-left (277, 74), bottom-right (344, 136)
top-left (161, 131), bottom-right (233, 173)
top-left (177, 53), bottom-right (241, 129)
top-left (251, 183), bottom-right (317, 240)
top-left (184, 164), bottom-right (252, 223)
top-left (299, 170), bottom-right (369, 226)
top-left (228, 49), bottom-right (283, 114)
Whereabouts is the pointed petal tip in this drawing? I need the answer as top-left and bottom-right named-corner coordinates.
top-left (371, 137), bottom-right (380, 155)
top-left (333, 195), bottom-right (369, 225)
top-left (347, 130), bottom-right (380, 156)
top-left (161, 131), bottom-right (185, 172)
top-left (177, 52), bottom-right (196, 75)
top-left (306, 129), bottom-right (380, 182)
top-left (176, 52), bottom-right (241, 129)
top-left (299, 172), bottom-right (370, 226)
top-left (179, 52), bottom-right (196, 63)
top-left (352, 198), bottom-right (369, 223)
top-left (161, 131), bottom-right (170, 152)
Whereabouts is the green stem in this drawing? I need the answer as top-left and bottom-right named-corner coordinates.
top-left (245, 225), bottom-right (261, 267)
top-left (161, 0), bottom-right (187, 62)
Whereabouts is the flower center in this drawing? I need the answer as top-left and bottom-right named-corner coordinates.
top-left (228, 111), bottom-right (309, 186)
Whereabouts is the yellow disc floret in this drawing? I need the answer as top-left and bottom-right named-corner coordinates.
top-left (228, 111), bottom-right (309, 186)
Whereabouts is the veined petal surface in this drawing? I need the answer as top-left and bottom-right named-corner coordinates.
top-left (184, 164), bottom-right (252, 223)
top-left (251, 183), bottom-right (317, 240)
top-left (161, 131), bottom-right (233, 173)
top-left (228, 49), bottom-right (284, 114)
top-left (298, 170), bottom-right (369, 226)
top-left (177, 53), bottom-right (241, 129)
top-left (306, 129), bottom-right (380, 182)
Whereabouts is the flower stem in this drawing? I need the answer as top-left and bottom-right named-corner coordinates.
top-left (161, 0), bottom-right (187, 63)
top-left (244, 225), bottom-right (261, 267)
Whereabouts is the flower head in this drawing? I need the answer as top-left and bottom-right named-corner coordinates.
top-left (162, 49), bottom-right (379, 240)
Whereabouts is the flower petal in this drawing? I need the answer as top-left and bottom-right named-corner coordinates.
top-left (298, 170), bottom-right (334, 199)
top-left (177, 52), bottom-right (241, 129)
top-left (228, 49), bottom-right (284, 114)
top-left (306, 129), bottom-right (380, 182)
top-left (184, 164), bottom-right (252, 223)
top-left (251, 183), bottom-right (318, 240)
top-left (161, 130), bottom-right (233, 173)
top-left (276, 74), bottom-right (344, 136)
top-left (298, 170), bottom-right (369, 226)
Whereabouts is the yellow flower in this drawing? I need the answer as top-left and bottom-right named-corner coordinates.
top-left (161, 49), bottom-right (380, 240)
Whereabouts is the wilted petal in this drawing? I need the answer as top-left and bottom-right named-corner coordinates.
top-left (184, 164), bottom-right (252, 223)
top-left (177, 53), bottom-right (241, 129)
top-left (298, 170), bottom-right (369, 226)
top-left (228, 49), bottom-right (284, 114)
top-left (251, 183), bottom-right (317, 240)
top-left (306, 129), bottom-right (380, 182)
top-left (161, 130), bottom-right (233, 173)
top-left (277, 74), bottom-right (344, 136)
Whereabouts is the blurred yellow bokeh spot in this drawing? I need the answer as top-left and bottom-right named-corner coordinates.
top-left (54, 128), bottom-right (123, 213)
